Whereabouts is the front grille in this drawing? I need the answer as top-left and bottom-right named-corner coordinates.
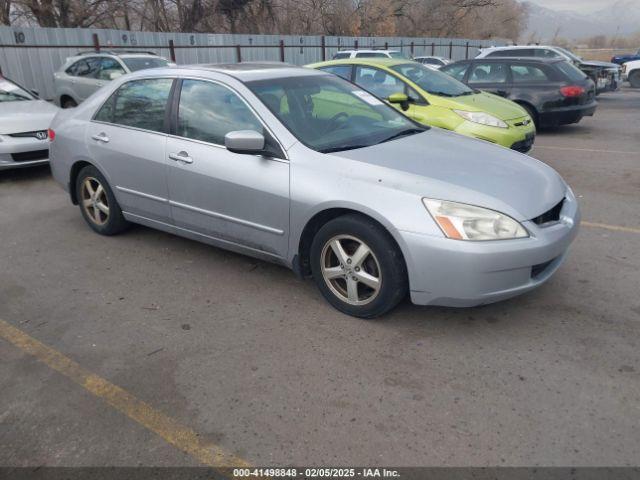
top-left (11, 150), bottom-right (48, 162)
top-left (8, 130), bottom-right (48, 140)
top-left (531, 198), bottom-right (564, 225)
top-left (531, 258), bottom-right (555, 278)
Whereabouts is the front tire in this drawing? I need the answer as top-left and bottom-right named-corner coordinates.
top-left (629, 71), bottom-right (640, 88)
top-left (61, 96), bottom-right (77, 108)
top-left (76, 165), bottom-right (129, 235)
top-left (310, 214), bottom-right (408, 318)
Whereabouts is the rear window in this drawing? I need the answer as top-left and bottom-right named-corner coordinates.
top-left (555, 61), bottom-right (588, 82)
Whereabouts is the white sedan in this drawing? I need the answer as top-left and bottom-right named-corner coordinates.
top-left (0, 78), bottom-right (59, 170)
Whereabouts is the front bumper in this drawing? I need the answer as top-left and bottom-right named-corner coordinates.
top-left (401, 191), bottom-right (580, 307)
top-left (454, 116), bottom-right (536, 151)
top-left (0, 134), bottom-right (50, 170)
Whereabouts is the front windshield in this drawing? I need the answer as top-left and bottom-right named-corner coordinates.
top-left (0, 79), bottom-right (34, 102)
top-left (390, 63), bottom-right (474, 97)
top-left (247, 74), bottom-right (424, 153)
top-left (122, 57), bottom-right (170, 72)
top-left (556, 47), bottom-right (582, 62)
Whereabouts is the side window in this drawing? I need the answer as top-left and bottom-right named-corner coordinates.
top-left (66, 59), bottom-right (91, 77)
top-left (105, 78), bottom-right (173, 132)
top-left (354, 66), bottom-right (404, 99)
top-left (468, 63), bottom-right (508, 84)
top-left (510, 64), bottom-right (550, 83)
top-left (333, 52), bottom-right (350, 59)
top-left (442, 63), bottom-right (469, 81)
top-left (177, 79), bottom-right (263, 145)
top-left (320, 65), bottom-right (352, 81)
top-left (537, 48), bottom-right (561, 59)
top-left (97, 58), bottom-right (126, 80)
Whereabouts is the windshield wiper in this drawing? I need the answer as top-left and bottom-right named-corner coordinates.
top-left (319, 144), bottom-right (370, 153)
top-left (377, 128), bottom-right (426, 145)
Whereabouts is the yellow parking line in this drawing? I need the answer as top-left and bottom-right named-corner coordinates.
top-left (533, 145), bottom-right (640, 155)
top-left (582, 221), bottom-right (640, 234)
top-left (0, 318), bottom-right (251, 471)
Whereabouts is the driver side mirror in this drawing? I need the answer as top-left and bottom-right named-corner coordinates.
top-left (225, 130), bottom-right (266, 155)
top-left (30, 89), bottom-right (40, 98)
top-left (387, 92), bottom-right (410, 111)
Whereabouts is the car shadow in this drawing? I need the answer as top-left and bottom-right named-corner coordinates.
top-left (0, 164), bottom-right (52, 185)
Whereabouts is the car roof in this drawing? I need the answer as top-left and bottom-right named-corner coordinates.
top-left (309, 58), bottom-right (413, 68)
top-left (465, 57), bottom-right (563, 64)
top-left (156, 62), bottom-right (328, 82)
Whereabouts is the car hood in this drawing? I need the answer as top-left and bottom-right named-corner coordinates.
top-left (581, 60), bottom-right (620, 69)
top-left (0, 100), bottom-right (59, 134)
top-left (335, 128), bottom-right (566, 221)
top-left (436, 91), bottom-right (527, 121)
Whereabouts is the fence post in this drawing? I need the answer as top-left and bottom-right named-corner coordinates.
top-left (92, 33), bottom-right (100, 53)
top-left (168, 39), bottom-right (176, 62)
top-left (354, 39), bottom-right (358, 50)
top-left (448, 40), bottom-right (453, 59)
top-left (384, 41), bottom-right (388, 50)
top-left (431, 42), bottom-right (435, 55)
top-left (236, 44), bottom-right (242, 63)
top-left (321, 35), bottom-right (326, 61)
top-left (279, 39), bottom-right (285, 62)
top-left (465, 41), bottom-right (469, 59)
top-left (410, 41), bottom-right (414, 55)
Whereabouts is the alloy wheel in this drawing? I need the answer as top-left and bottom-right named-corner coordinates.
top-left (320, 235), bottom-right (382, 306)
top-left (80, 177), bottom-right (110, 226)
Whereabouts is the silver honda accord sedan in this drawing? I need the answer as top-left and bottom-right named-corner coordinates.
top-left (48, 63), bottom-right (580, 318)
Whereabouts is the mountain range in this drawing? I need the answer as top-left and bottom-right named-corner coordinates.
top-left (521, 0), bottom-right (640, 42)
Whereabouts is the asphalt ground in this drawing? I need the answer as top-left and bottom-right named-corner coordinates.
top-left (1, 86), bottom-right (639, 469)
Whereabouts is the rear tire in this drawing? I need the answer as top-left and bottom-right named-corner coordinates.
top-left (629, 71), bottom-right (640, 88)
top-left (61, 96), bottom-right (77, 108)
top-left (310, 214), bottom-right (408, 318)
top-left (520, 103), bottom-right (539, 129)
top-left (75, 165), bottom-right (129, 236)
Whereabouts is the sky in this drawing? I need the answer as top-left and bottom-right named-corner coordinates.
top-left (522, 0), bottom-right (620, 13)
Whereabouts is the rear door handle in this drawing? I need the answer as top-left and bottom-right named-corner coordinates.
top-left (91, 132), bottom-right (109, 143)
top-left (168, 151), bottom-right (194, 164)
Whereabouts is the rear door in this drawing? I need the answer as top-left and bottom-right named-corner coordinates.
top-left (88, 77), bottom-right (175, 223)
top-left (165, 78), bottom-right (290, 259)
top-left (466, 61), bottom-right (512, 97)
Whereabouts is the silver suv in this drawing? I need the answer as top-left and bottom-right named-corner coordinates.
top-left (53, 51), bottom-right (172, 108)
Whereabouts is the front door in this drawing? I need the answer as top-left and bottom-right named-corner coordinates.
top-left (166, 79), bottom-right (290, 259)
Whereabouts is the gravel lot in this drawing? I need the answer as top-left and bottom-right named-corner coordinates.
top-left (1, 87), bottom-right (639, 468)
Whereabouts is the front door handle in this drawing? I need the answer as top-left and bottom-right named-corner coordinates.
top-left (91, 132), bottom-right (109, 143)
top-left (168, 151), bottom-right (194, 164)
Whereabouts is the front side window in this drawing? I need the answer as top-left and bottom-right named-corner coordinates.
top-left (537, 48), bottom-right (561, 59)
top-left (0, 79), bottom-right (35, 102)
top-left (96, 58), bottom-right (126, 80)
top-left (177, 79), bottom-right (263, 145)
top-left (468, 63), bottom-right (508, 84)
top-left (94, 78), bottom-right (173, 133)
top-left (354, 66), bottom-right (405, 99)
top-left (247, 74), bottom-right (423, 153)
top-left (333, 52), bottom-right (350, 59)
top-left (510, 64), bottom-right (550, 83)
top-left (391, 63), bottom-right (473, 96)
top-left (389, 52), bottom-right (411, 59)
top-left (319, 65), bottom-right (352, 81)
top-left (122, 57), bottom-right (170, 72)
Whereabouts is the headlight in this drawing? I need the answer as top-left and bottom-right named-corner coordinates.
top-left (453, 110), bottom-right (508, 128)
top-left (423, 198), bottom-right (528, 241)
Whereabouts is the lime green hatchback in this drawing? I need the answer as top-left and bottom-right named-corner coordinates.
top-left (307, 58), bottom-right (536, 152)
